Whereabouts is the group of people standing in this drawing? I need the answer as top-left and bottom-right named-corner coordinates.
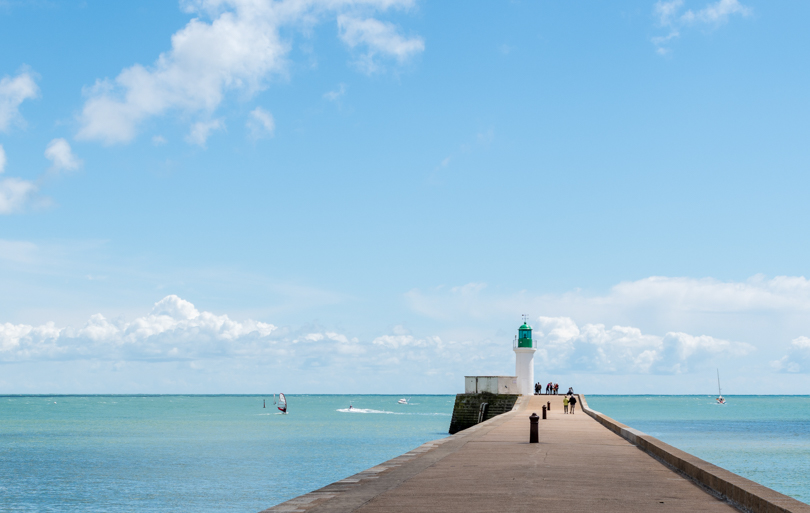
top-left (533, 383), bottom-right (578, 413)
top-left (534, 382), bottom-right (560, 395)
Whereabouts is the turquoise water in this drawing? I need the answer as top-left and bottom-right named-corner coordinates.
top-left (0, 395), bottom-right (453, 512)
top-left (586, 395), bottom-right (810, 504)
top-left (5, 394), bottom-right (809, 511)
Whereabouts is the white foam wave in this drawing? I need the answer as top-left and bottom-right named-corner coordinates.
top-left (337, 408), bottom-right (395, 414)
top-left (336, 408), bottom-right (450, 416)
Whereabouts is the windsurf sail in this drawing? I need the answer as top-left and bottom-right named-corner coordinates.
top-left (716, 369), bottom-right (725, 404)
top-left (278, 393), bottom-right (287, 413)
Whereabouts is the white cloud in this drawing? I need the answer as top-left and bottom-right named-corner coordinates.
top-left (607, 275), bottom-right (810, 312)
top-left (323, 83), bottom-right (346, 101)
top-left (372, 333), bottom-right (442, 349)
top-left (0, 177), bottom-right (38, 214)
top-left (533, 316), bottom-right (752, 374)
top-left (651, 30), bottom-right (680, 55)
top-left (0, 70), bottom-right (38, 132)
top-left (246, 107), bottom-right (275, 138)
top-left (152, 135), bottom-right (168, 146)
top-left (0, 291), bottom-right (786, 393)
top-left (185, 119), bottom-right (225, 147)
top-left (0, 295), bottom-right (276, 362)
top-left (337, 15), bottom-right (424, 73)
top-left (0, 144), bottom-right (41, 214)
top-left (44, 138), bottom-right (82, 174)
top-left (407, 275), bottom-right (810, 323)
top-left (771, 336), bottom-right (810, 373)
top-left (404, 274), bottom-right (810, 376)
top-left (655, 0), bottom-right (684, 26)
top-left (651, 0), bottom-right (751, 54)
top-left (682, 0), bottom-right (751, 24)
top-left (76, 0), bottom-right (422, 144)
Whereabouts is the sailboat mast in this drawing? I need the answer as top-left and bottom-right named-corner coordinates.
top-left (717, 369), bottom-right (722, 396)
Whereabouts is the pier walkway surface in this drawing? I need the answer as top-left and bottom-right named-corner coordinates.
top-left (262, 395), bottom-right (763, 513)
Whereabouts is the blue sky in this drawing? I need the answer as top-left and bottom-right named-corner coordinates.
top-left (1, 0), bottom-right (809, 395)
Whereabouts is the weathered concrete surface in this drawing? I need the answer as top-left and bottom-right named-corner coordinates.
top-left (579, 395), bottom-right (810, 513)
top-left (262, 395), bottom-right (765, 513)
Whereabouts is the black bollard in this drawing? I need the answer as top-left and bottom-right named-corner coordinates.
top-left (529, 413), bottom-right (539, 443)
top-left (547, 401), bottom-right (551, 411)
top-left (542, 405), bottom-right (547, 419)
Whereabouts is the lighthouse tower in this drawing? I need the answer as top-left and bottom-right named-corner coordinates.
top-left (513, 316), bottom-right (536, 395)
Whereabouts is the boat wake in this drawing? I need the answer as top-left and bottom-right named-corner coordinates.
top-left (336, 408), bottom-right (450, 416)
top-left (337, 408), bottom-right (394, 414)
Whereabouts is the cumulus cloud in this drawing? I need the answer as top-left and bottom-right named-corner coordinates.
top-left (651, 0), bottom-right (751, 54)
top-left (185, 119), bottom-right (225, 146)
top-left (404, 275), bottom-right (810, 375)
top-left (337, 15), bottom-right (424, 73)
top-left (0, 293), bottom-right (776, 393)
top-left (76, 0), bottom-right (422, 144)
top-left (0, 295), bottom-right (276, 362)
top-left (44, 138), bottom-right (82, 174)
top-left (771, 337), bottom-right (810, 373)
top-left (298, 331), bottom-right (366, 355)
top-left (0, 70), bottom-right (38, 132)
top-left (246, 107), bottom-right (275, 138)
top-left (534, 316), bottom-right (753, 374)
top-left (0, 294), bottom-right (461, 378)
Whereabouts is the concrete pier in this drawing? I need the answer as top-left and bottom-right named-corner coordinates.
top-left (261, 395), bottom-right (810, 513)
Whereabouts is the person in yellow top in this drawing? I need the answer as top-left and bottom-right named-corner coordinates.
top-left (563, 395), bottom-right (569, 414)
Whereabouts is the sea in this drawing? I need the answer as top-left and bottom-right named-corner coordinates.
top-left (586, 395), bottom-right (810, 504)
top-left (1, 395), bottom-right (808, 512)
top-left (0, 395), bottom-right (453, 513)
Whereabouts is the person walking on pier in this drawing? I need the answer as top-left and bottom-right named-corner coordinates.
top-left (569, 395), bottom-right (577, 414)
top-left (563, 395), bottom-right (569, 414)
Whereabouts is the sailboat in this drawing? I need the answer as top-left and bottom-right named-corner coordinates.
top-left (716, 369), bottom-right (726, 404)
top-left (278, 393), bottom-right (287, 414)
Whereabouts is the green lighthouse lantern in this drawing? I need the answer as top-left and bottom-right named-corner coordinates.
top-left (517, 317), bottom-right (533, 348)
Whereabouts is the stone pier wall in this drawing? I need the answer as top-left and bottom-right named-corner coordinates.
top-left (448, 392), bottom-right (519, 434)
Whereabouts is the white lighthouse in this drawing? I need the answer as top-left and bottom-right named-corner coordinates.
top-left (513, 316), bottom-right (536, 395)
